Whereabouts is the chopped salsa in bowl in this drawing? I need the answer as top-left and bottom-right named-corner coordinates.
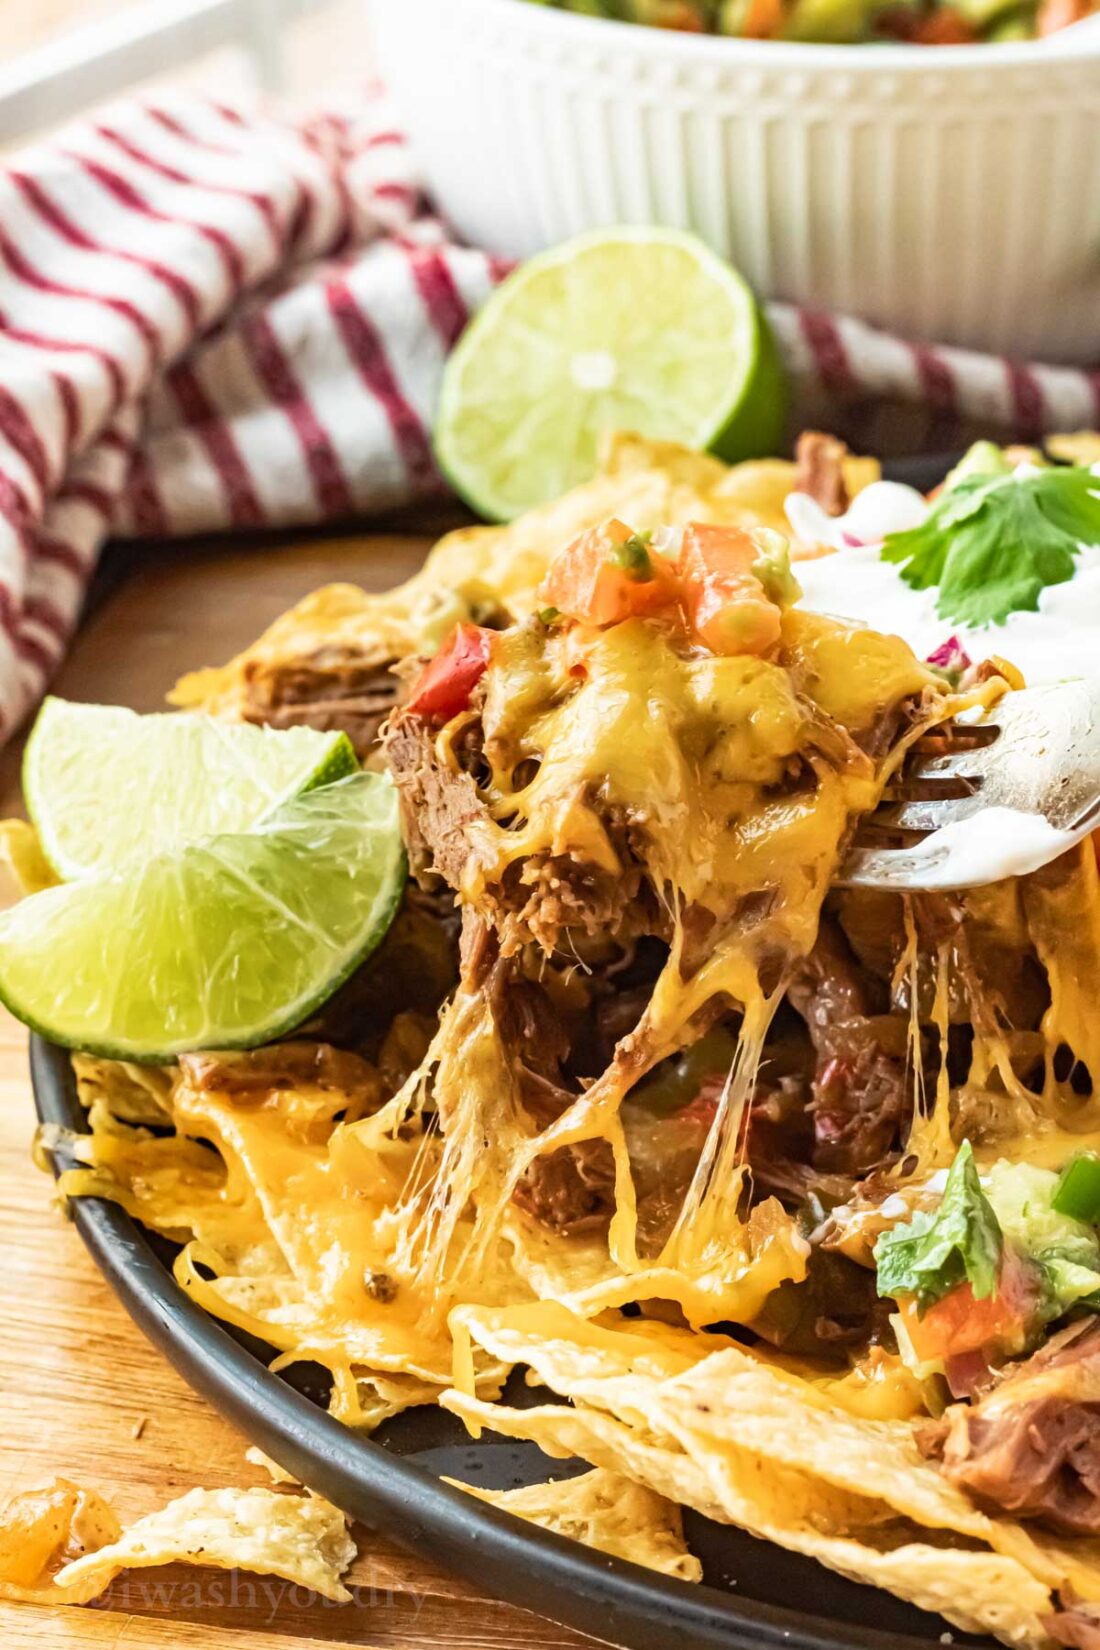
top-left (522, 0), bottom-right (1096, 43)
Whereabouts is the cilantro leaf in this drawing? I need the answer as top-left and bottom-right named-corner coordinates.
top-left (881, 465), bottom-right (1100, 629)
top-left (874, 1140), bottom-right (1003, 1312)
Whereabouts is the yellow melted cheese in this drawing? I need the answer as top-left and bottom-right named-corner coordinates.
top-left (901, 842), bottom-right (1100, 1175)
top-left (408, 603), bottom-right (951, 1314)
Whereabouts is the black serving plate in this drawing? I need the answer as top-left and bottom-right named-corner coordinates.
top-left (29, 447), bottom-right (990, 1649)
top-left (30, 1035), bottom-right (996, 1650)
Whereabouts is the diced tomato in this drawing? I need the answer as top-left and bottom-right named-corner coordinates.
top-left (900, 1247), bottom-right (1041, 1366)
top-left (910, 6), bottom-right (977, 40)
top-left (677, 523), bottom-right (783, 658)
top-left (1038, 0), bottom-right (1090, 33)
top-left (741, 0), bottom-right (785, 36)
top-left (538, 519), bottom-right (679, 629)
top-left (875, 3), bottom-right (975, 37)
top-left (653, 1), bottom-right (709, 26)
top-left (811, 1057), bottom-right (855, 1152)
top-left (679, 1075), bottom-right (724, 1128)
top-left (406, 623), bottom-right (493, 723)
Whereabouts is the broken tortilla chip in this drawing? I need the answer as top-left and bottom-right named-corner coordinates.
top-left (442, 1391), bottom-right (1053, 1648)
top-left (0, 1479), bottom-right (121, 1604)
top-left (446, 1467), bottom-right (702, 1582)
top-left (53, 1486), bottom-right (355, 1605)
top-left (245, 1446), bottom-right (301, 1487)
top-left (446, 1304), bottom-right (1100, 1646)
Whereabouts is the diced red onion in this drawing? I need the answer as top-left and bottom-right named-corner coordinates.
top-left (926, 634), bottom-right (973, 672)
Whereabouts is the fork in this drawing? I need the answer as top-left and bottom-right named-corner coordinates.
top-left (838, 679), bottom-right (1100, 892)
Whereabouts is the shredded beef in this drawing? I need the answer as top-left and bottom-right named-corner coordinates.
top-left (1047, 1598), bottom-right (1100, 1650)
top-left (459, 909), bottom-right (494, 986)
top-left (751, 1248), bottom-right (887, 1356)
top-left (745, 1076), bottom-right (835, 1202)
top-left (488, 965), bottom-right (572, 1075)
top-left (242, 648), bottom-right (398, 757)
top-left (482, 955), bottom-right (616, 1238)
top-left (918, 1319), bottom-right (1100, 1536)
top-left (513, 1115), bottom-right (617, 1238)
top-left (386, 708), bottom-right (646, 958)
top-left (786, 920), bottom-right (910, 1177)
top-left (585, 982), bottom-right (654, 1072)
top-left (384, 709), bottom-right (495, 889)
top-left (514, 1120), bottom-right (616, 1237)
top-left (180, 1042), bottom-right (379, 1097)
top-left (500, 848), bottom-right (644, 958)
top-left (793, 430), bottom-right (850, 517)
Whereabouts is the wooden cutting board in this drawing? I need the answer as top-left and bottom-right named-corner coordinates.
top-left (0, 519), bottom-right (602, 1650)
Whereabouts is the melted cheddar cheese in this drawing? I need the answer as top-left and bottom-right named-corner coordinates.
top-left (407, 594), bottom-right (963, 1315)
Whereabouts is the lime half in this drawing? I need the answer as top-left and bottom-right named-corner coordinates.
top-left (0, 773), bottom-right (405, 1060)
top-left (435, 227), bottom-right (786, 522)
top-left (25, 699), bottom-right (357, 880)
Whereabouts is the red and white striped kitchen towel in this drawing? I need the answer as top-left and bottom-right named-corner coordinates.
top-left (1, 89), bottom-right (1098, 745)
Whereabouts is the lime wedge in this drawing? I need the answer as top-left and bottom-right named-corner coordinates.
top-left (0, 773), bottom-right (405, 1060)
top-left (24, 699), bottom-right (357, 880)
top-left (435, 227), bottom-right (786, 522)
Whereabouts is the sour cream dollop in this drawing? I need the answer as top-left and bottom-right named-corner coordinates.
top-left (786, 476), bottom-right (1100, 883)
top-left (787, 480), bottom-right (1100, 689)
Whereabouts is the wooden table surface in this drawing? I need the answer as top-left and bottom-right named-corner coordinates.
top-left (0, 521), bottom-right (601, 1650)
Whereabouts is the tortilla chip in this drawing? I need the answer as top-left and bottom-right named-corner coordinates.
top-left (314, 1363), bottom-right (456, 1431)
top-left (54, 1486), bottom-right (355, 1604)
top-left (448, 1305), bottom-right (982, 1524)
top-left (0, 1479), bottom-right (121, 1603)
top-left (444, 1391), bottom-right (730, 1521)
top-left (169, 1083), bottom-right (465, 1382)
top-left (450, 1300), bottom-right (724, 1394)
top-left (501, 1207), bottom-right (622, 1302)
top-left (452, 1304), bottom-right (1100, 1630)
top-left (443, 1393), bottom-right (1052, 1648)
top-left (169, 432), bottom-right (828, 725)
top-left (58, 1117), bottom-right (278, 1271)
top-left (1046, 431), bottom-right (1100, 467)
top-left (0, 817), bottom-right (58, 898)
top-left (446, 1467), bottom-right (702, 1582)
top-left (169, 579), bottom-right (449, 722)
top-left (667, 1353), bottom-right (1000, 1533)
top-left (245, 1447), bottom-right (301, 1487)
top-left (659, 1353), bottom-right (1100, 1604)
top-left (72, 1055), bottom-right (175, 1127)
top-left (446, 1383), bottom-right (899, 1540)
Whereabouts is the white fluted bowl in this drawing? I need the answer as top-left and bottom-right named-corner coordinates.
top-left (371, 0), bottom-right (1100, 363)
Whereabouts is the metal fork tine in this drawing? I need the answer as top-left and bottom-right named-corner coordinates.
top-left (873, 794), bottom-right (987, 833)
top-left (881, 774), bottom-right (982, 801)
top-left (837, 680), bottom-right (1100, 891)
top-left (905, 749), bottom-right (992, 778)
top-left (909, 724), bottom-right (999, 755)
top-left (904, 721), bottom-right (1001, 772)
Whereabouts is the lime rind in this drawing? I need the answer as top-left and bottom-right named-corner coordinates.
top-left (24, 699), bottom-right (358, 881)
top-left (0, 773), bottom-right (406, 1061)
top-left (436, 226), bottom-right (786, 522)
top-left (709, 295), bottom-right (787, 466)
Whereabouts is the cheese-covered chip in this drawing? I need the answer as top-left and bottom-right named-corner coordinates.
top-left (443, 1392), bottom-right (1053, 1649)
top-left (448, 1468), bottom-right (701, 1582)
